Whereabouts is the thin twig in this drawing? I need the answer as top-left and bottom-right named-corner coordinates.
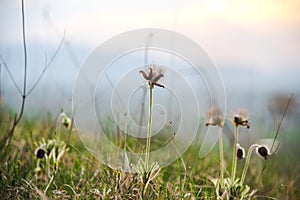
top-left (261, 93), bottom-right (293, 177)
top-left (0, 64), bottom-right (2, 98)
top-left (18, 0), bottom-right (28, 124)
top-left (2, 0), bottom-right (28, 163)
top-left (270, 93), bottom-right (294, 152)
top-left (26, 31), bottom-right (65, 96)
top-left (0, 56), bottom-right (22, 95)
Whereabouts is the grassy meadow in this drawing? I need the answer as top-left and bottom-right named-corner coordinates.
top-left (1, 0), bottom-right (300, 199)
top-left (0, 103), bottom-right (299, 200)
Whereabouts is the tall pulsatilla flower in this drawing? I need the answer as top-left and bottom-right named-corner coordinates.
top-left (138, 64), bottom-right (165, 177)
top-left (205, 107), bottom-right (225, 189)
top-left (139, 65), bottom-right (165, 89)
top-left (205, 107), bottom-right (224, 127)
top-left (231, 109), bottom-right (250, 181)
top-left (231, 109), bottom-right (250, 129)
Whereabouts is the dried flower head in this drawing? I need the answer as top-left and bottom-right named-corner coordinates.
top-left (236, 143), bottom-right (246, 160)
top-left (205, 107), bottom-right (224, 127)
top-left (139, 65), bottom-right (165, 89)
top-left (256, 145), bottom-right (270, 160)
top-left (231, 109), bottom-right (250, 128)
top-left (35, 148), bottom-right (46, 159)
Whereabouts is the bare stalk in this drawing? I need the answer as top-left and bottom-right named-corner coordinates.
top-left (5, 0), bottom-right (27, 150)
top-left (231, 126), bottom-right (238, 180)
top-left (17, 0), bottom-right (28, 125)
top-left (261, 93), bottom-right (294, 177)
top-left (145, 87), bottom-right (153, 169)
top-left (218, 127), bottom-right (224, 186)
top-left (271, 93), bottom-right (293, 152)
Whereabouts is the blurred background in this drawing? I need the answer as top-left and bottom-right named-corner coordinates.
top-left (0, 0), bottom-right (299, 143)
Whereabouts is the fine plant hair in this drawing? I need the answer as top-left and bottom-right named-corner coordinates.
top-left (0, 0), bottom-right (64, 158)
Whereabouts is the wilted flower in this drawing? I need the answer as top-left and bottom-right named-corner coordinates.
top-left (35, 147), bottom-right (46, 159)
top-left (139, 65), bottom-right (165, 89)
top-left (205, 107), bottom-right (224, 127)
top-left (231, 109), bottom-right (250, 128)
top-left (236, 143), bottom-right (246, 160)
top-left (256, 145), bottom-right (270, 160)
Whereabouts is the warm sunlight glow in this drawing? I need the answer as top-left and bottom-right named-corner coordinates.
top-left (208, 1), bottom-right (225, 14)
top-left (179, 0), bottom-right (300, 24)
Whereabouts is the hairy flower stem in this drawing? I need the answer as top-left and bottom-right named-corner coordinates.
top-left (145, 87), bottom-right (153, 170)
top-left (231, 127), bottom-right (239, 180)
top-left (218, 127), bottom-right (224, 186)
top-left (240, 144), bottom-right (259, 185)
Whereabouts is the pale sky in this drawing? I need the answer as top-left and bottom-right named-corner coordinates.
top-left (1, 0), bottom-right (300, 71)
top-left (0, 0), bottom-right (299, 128)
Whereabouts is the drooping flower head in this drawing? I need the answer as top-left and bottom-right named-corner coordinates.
top-left (256, 145), bottom-right (270, 160)
top-left (254, 138), bottom-right (279, 160)
top-left (62, 115), bottom-right (72, 129)
top-left (205, 107), bottom-right (224, 127)
top-left (139, 65), bottom-right (166, 89)
top-left (236, 143), bottom-right (246, 160)
top-left (35, 147), bottom-right (46, 159)
top-left (56, 111), bottom-right (72, 131)
top-left (231, 109), bottom-right (250, 128)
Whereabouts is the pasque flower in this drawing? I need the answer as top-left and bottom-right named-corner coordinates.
top-left (205, 107), bottom-right (224, 127)
top-left (139, 65), bottom-right (165, 89)
top-left (231, 109), bottom-right (250, 128)
top-left (256, 145), bottom-right (270, 160)
top-left (236, 143), bottom-right (246, 160)
top-left (35, 147), bottom-right (46, 159)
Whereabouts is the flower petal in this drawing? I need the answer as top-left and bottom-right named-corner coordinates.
top-left (153, 82), bottom-right (165, 88)
top-left (139, 70), bottom-right (149, 80)
top-left (152, 74), bottom-right (164, 83)
top-left (148, 67), bottom-right (153, 80)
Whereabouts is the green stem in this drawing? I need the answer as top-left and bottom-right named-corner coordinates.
top-left (231, 126), bottom-right (238, 180)
top-left (218, 127), bottom-right (224, 187)
top-left (240, 144), bottom-right (259, 185)
top-left (44, 172), bottom-right (56, 194)
top-left (145, 87), bottom-right (153, 170)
